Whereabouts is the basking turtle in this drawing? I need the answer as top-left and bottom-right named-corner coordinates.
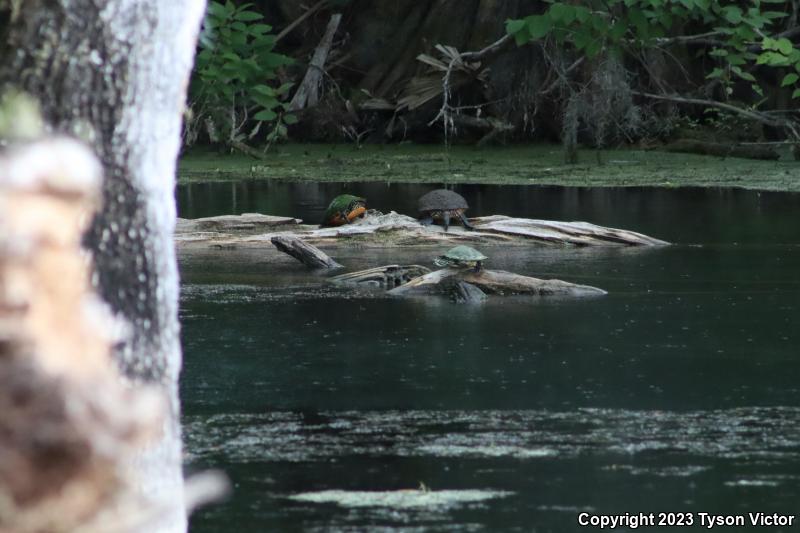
top-left (417, 189), bottom-right (474, 231)
top-left (320, 194), bottom-right (367, 227)
top-left (434, 245), bottom-right (487, 272)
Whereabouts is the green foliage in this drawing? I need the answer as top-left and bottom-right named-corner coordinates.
top-left (189, 1), bottom-right (295, 146)
top-left (505, 0), bottom-right (800, 100)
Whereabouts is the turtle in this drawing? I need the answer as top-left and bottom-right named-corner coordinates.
top-left (417, 189), bottom-right (474, 231)
top-left (320, 194), bottom-right (367, 227)
top-left (434, 245), bottom-right (487, 272)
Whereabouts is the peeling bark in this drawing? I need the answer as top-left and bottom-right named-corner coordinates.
top-left (0, 2), bottom-right (206, 532)
top-left (0, 138), bottom-right (160, 533)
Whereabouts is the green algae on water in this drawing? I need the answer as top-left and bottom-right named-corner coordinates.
top-left (179, 143), bottom-right (800, 191)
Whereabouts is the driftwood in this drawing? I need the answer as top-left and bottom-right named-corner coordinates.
top-left (271, 235), bottom-right (342, 269)
top-left (177, 213), bottom-right (301, 233)
top-left (388, 268), bottom-right (607, 298)
top-left (330, 264), bottom-right (431, 289)
top-left (176, 211), bottom-right (669, 250)
top-left (663, 139), bottom-right (780, 160)
top-left (288, 13), bottom-right (342, 111)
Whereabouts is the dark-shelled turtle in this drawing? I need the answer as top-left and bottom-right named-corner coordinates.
top-left (417, 189), bottom-right (474, 231)
top-left (434, 245), bottom-right (487, 272)
top-left (320, 194), bottom-right (367, 227)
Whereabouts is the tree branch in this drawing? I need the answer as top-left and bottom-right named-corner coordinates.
top-left (633, 91), bottom-right (799, 138)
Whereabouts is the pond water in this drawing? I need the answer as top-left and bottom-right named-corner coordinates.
top-left (179, 182), bottom-right (800, 532)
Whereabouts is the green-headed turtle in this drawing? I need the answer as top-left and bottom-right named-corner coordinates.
top-left (417, 189), bottom-right (474, 231)
top-left (320, 194), bottom-right (367, 227)
top-left (434, 245), bottom-right (487, 272)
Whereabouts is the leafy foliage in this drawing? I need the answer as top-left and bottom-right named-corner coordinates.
top-left (506, 0), bottom-right (800, 100)
top-left (187, 1), bottom-right (295, 146)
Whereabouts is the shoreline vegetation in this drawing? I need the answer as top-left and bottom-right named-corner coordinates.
top-left (179, 144), bottom-right (800, 192)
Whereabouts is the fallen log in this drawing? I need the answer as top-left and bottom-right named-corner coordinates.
top-left (388, 268), bottom-right (607, 298)
top-left (271, 235), bottom-right (342, 269)
top-left (177, 213), bottom-right (301, 233)
top-left (176, 211), bottom-right (669, 250)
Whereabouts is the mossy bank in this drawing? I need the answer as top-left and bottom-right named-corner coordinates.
top-left (179, 143), bottom-right (800, 192)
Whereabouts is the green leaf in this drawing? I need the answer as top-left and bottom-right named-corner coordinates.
top-left (792, 88), bottom-right (800, 99)
top-left (235, 10), bottom-right (263, 21)
top-left (208, 1), bottom-right (227, 19)
top-left (592, 16), bottom-right (608, 33)
top-left (513, 25), bottom-right (530, 45)
top-left (525, 15), bottom-right (552, 39)
top-left (726, 53), bottom-right (745, 66)
top-left (776, 38), bottom-right (793, 55)
top-left (585, 39), bottom-right (603, 57)
top-left (573, 30), bottom-right (592, 50)
top-left (276, 82), bottom-right (294, 95)
top-left (549, 3), bottom-right (576, 24)
top-left (763, 10), bottom-right (788, 19)
top-left (252, 93), bottom-right (279, 108)
top-left (249, 24), bottom-right (273, 34)
top-left (731, 66), bottom-right (755, 81)
top-left (709, 48), bottom-right (728, 57)
top-left (723, 6), bottom-right (742, 23)
top-left (283, 114), bottom-right (298, 125)
top-left (706, 67), bottom-right (725, 79)
top-left (254, 109), bottom-right (277, 121)
top-left (609, 21), bottom-right (627, 41)
top-left (575, 6), bottom-right (591, 23)
top-left (252, 84), bottom-right (275, 96)
top-left (506, 18), bottom-right (526, 35)
top-left (782, 73), bottom-right (799, 87)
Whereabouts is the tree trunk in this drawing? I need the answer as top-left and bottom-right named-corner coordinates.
top-left (0, 2), bottom-right (206, 531)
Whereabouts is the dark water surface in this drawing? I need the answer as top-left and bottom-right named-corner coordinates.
top-left (179, 183), bottom-right (800, 532)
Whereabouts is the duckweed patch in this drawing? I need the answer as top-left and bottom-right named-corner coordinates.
top-left (179, 143), bottom-right (800, 191)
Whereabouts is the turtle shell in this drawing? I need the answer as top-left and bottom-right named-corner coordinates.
top-left (417, 189), bottom-right (468, 213)
top-left (441, 245), bottom-right (487, 262)
top-left (321, 194), bottom-right (366, 225)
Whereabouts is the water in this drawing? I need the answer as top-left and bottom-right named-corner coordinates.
top-left (179, 183), bottom-right (800, 532)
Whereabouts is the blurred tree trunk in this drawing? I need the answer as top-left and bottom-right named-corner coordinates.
top-left (0, 1), bottom-right (206, 531)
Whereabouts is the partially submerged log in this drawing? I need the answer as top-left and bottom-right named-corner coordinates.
top-left (330, 264), bottom-right (431, 289)
top-left (388, 268), bottom-right (607, 298)
top-left (271, 235), bottom-right (342, 269)
top-left (452, 281), bottom-right (488, 303)
top-left (176, 211), bottom-right (668, 250)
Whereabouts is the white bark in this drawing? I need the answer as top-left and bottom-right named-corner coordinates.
top-left (1, 1), bottom-right (206, 531)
